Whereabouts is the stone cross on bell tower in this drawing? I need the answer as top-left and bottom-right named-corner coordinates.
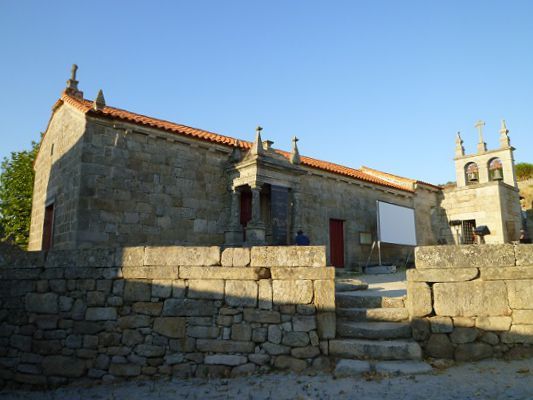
top-left (454, 120), bottom-right (518, 188)
top-left (475, 120), bottom-right (487, 153)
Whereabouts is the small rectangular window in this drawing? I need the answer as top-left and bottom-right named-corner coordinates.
top-left (359, 232), bottom-right (372, 245)
top-left (462, 220), bottom-right (476, 244)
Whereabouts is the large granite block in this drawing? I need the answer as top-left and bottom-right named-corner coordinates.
top-left (433, 281), bottom-right (510, 317)
top-left (407, 268), bottom-right (478, 282)
top-left (144, 246), bottom-right (221, 266)
top-left (250, 246), bottom-right (326, 267)
top-left (415, 245), bottom-right (515, 268)
top-left (272, 280), bottom-right (313, 305)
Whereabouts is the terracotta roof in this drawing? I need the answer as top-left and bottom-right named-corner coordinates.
top-left (56, 92), bottom-right (415, 193)
top-left (360, 166), bottom-right (441, 190)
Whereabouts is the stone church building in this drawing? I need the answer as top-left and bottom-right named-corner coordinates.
top-left (28, 67), bottom-right (523, 268)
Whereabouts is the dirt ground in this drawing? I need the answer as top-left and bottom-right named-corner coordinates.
top-left (1, 358), bottom-right (532, 400)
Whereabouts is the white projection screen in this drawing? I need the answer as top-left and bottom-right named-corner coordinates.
top-left (377, 201), bottom-right (417, 246)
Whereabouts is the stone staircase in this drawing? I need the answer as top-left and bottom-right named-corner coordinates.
top-left (329, 275), bottom-right (432, 376)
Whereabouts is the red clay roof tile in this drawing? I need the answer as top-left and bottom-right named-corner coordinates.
top-left (59, 92), bottom-right (415, 193)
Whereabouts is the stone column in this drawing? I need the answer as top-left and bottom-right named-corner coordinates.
top-left (224, 189), bottom-right (243, 246)
top-left (245, 184), bottom-right (266, 245)
top-left (229, 190), bottom-right (241, 228)
top-left (291, 190), bottom-right (303, 242)
top-left (250, 186), bottom-right (263, 225)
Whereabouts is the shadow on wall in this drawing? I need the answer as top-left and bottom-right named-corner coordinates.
top-left (0, 244), bottom-right (336, 388)
top-left (410, 316), bottom-right (533, 362)
top-left (33, 116), bottom-right (234, 251)
top-left (407, 244), bottom-right (533, 362)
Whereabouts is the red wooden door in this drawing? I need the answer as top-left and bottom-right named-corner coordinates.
top-left (240, 191), bottom-right (252, 226)
top-left (42, 204), bottom-right (54, 251)
top-left (329, 219), bottom-right (344, 267)
top-left (240, 191), bottom-right (252, 241)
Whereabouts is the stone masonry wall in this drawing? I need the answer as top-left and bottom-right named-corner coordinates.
top-left (0, 245), bottom-right (335, 388)
top-left (299, 172), bottom-right (420, 268)
top-left (518, 178), bottom-right (533, 239)
top-left (75, 119), bottom-right (231, 248)
top-left (438, 182), bottom-right (522, 244)
top-left (29, 104), bottom-right (87, 250)
top-left (407, 244), bottom-right (533, 361)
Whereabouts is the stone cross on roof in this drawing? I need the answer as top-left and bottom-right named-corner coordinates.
top-left (475, 120), bottom-right (487, 153)
top-left (66, 64), bottom-right (79, 90)
top-left (71, 64), bottom-right (78, 81)
top-left (65, 64), bottom-right (83, 99)
top-left (290, 136), bottom-right (301, 164)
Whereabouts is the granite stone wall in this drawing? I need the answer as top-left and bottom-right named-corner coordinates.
top-left (28, 104), bottom-right (87, 250)
top-left (0, 245), bottom-right (335, 388)
top-left (518, 178), bottom-right (533, 239)
top-left (407, 244), bottom-right (533, 361)
top-left (75, 119), bottom-right (232, 248)
top-left (299, 172), bottom-right (424, 268)
top-left (437, 182), bottom-right (522, 244)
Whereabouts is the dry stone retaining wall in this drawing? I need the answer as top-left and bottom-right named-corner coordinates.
top-left (408, 244), bottom-right (533, 361)
top-left (0, 245), bottom-right (335, 388)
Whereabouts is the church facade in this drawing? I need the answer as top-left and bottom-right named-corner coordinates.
top-left (28, 67), bottom-right (523, 268)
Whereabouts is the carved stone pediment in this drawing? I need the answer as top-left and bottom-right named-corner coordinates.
top-left (228, 144), bottom-right (304, 190)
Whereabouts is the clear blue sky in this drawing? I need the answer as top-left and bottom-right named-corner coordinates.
top-left (1, 1), bottom-right (532, 184)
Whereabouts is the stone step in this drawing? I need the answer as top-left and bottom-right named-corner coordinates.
top-left (329, 338), bottom-right (422, 360)
top-left (336, 307), bottom-right (408, 322)
top-left (336, 292), bottom-right (405, 309)
top-left (333, 359), bottom-right (371, 377)
top-left (363, 265), bottom-right (397, 275)
top-left (336, 321), bottom-right (412, 340)
top-left (333, 359), bottom-right (432, 377)
top-left (374, 360), bottom-right (433, 375)
top-left (335, 279), bottom-right (369, 292)
top-left (335, 270), bottom-right (362, 278)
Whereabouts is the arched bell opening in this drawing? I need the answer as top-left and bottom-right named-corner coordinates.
top-left (488, 157), bottom-right (504, 181)
top-left (465, 162), bottom-right (479, 185)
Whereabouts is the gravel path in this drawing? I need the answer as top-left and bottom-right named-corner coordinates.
top-left (1, 359), bottom-right (532, 400)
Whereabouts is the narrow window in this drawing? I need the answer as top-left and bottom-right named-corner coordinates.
top-left (42, 204), bottom-right (54, 251)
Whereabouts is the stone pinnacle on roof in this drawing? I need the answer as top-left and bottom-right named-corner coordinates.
top-left (290, 136), bottom-right (301, 164)
top-left (250, 126), bottom-right (264, 155)
top-left (499, 119), bottom-right (511, 148)
top-left (455, 131), bottom-right (465, 157)
top-left (65, 64), bottom-right (84, 100)
top-left (93, 89), bottom-right (106, 111)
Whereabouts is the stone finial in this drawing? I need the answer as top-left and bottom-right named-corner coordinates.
top-left (250, 126), bottom-right (264, 155)
top-left (263, 140), bottom-right (274, 151)
top-left (65, 64), bottom-right (83, 99)
top-left (290, 136), bottom-right (301, 164)
top-left (93, 89), bottom-right (106, 111)
top-left (455, 132), bottom-right (465, 157)
top-left (499, 119), bottom-right (511, 148)
top-left (475, 120), bottom-right (487, 153)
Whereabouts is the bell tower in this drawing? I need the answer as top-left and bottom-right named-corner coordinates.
top-left (454, 120), bottom-right (517, 188)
